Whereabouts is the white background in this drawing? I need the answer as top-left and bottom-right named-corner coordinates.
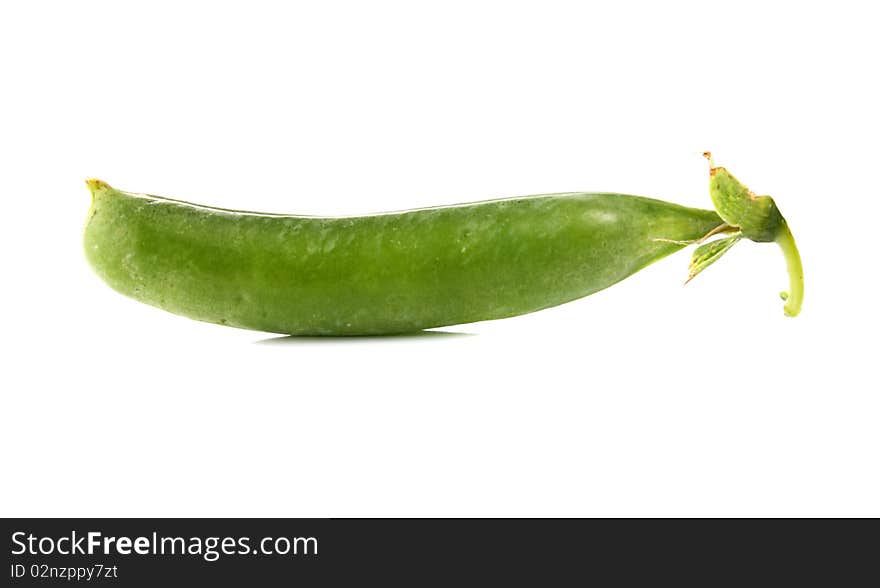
top-left (1, 1), bottom-right (877, 516)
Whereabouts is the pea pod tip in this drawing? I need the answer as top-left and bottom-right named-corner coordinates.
top-left (85, 178), bottom-right (112, 193)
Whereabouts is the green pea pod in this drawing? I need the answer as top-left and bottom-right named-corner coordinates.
top-left (83, 156), bottom-right (802, 334)
top-left (83, 182), bottom-right (721, 335)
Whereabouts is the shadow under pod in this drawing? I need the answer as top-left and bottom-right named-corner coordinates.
top-left (254, 329), bottom-right (476, 345)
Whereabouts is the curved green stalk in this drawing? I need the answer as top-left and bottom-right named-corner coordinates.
top-left (696, 152), bottom-right (804, 317)
top-left (776, 222), bottom-right (803, 317)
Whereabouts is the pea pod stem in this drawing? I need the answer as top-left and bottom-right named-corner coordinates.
top-left (702, 152), bottom-right (804, 317)
top-left (776, 222), bottom-right (803, 317)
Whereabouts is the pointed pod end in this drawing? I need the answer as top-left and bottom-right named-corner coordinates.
top-left (85, 178), bottom-right (112, 194)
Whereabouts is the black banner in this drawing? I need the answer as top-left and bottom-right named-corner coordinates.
top-left (2, 519), bottom-right (875, 585)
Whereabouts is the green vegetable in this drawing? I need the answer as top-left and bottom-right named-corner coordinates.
top-left (82, 155), bottom-right (802, 335)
